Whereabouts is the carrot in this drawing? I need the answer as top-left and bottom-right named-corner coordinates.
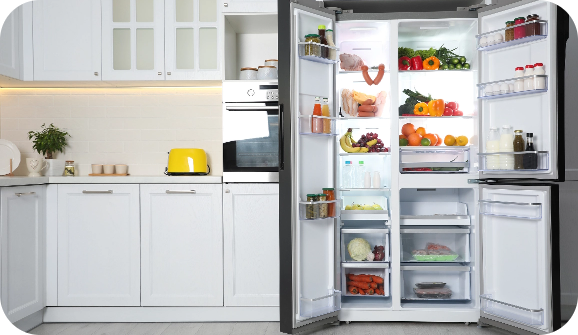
top-left (357, 111), bottom-right (376, 117)
top-left (348, 274), bottom-right (372, 282)
top-left (378, 284), bottom-right (384, 291)
top-left (358, 288), bottom-right (366, 295)
top-left (369, 282), bottom-right (378, 289)
top-left (348, 286), bottom-right (358, 295)
top-left (347, 281), bottom-right (371, 290)
top-left (370, 275), bottom-right (384, 284)
top-left (374, 288), bottom-right (381, 295)
top-left (366, 288), bottom-right (375, 295)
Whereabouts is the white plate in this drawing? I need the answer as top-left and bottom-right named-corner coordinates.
top-left (0, 140), bottom-right (21, 175)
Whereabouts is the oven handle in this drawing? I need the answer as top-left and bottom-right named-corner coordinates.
top-left (279, 104), bottom-right (284, 171)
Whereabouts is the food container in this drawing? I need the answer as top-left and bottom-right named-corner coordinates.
top-left (257, 66), bottom-right (278, 80)
top-left (240, 67), bottom-right (258, 80)
top-left (413, 287), bottom-right (453, 299)
top-left (264, 59), bottom-right (278, 68)
top-left (318, 194), bottom-right (328, 218)
top-left (415, 282), bottom-right (446, 289)
top-left (64, 160), bottom-right (75, 176)
top-left (505, 21), bottom-right (515, 42)
top-left (304, 34), bottom-right (321, 57)
top-left (500, 83), bottom-right (510, 94)
top-left (492, 83), bottom-right (501, 94)
top-left (305, 194), bottom-right (319, 219)
top-left (514, 17), bottom-right (526, 39)
top-left (412, 253), bottom-right (459, 262)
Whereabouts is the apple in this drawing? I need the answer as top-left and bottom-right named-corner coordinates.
top-left (443, 107), bottom-right (454, 116)
top-left (453, 110), bottom-right (464, 116)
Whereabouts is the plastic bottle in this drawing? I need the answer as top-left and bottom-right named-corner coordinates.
top-left (342, 161), bottom-right (352, 188)
top-left (486, 127), bottom-right (501, 170)
top-left (499, 125), bottom-right (515, 170)
top-left (326, 29), bottom-right (336, 60)
top-left (321, 98), bottom-right (331, 134)
top-left (533, 63), bottom-right (546, 90)
top-left (312, 97), bottom-right (323, 133)
top-left (356, 161), bottom-right (365, 188)
top-left (524, 65), bottom-right (535, 91)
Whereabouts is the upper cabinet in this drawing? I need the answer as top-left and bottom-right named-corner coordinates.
top-left (222, 0), bottom-right (276, 13)
top-left (33, 0), bottom-right (102, 81)
top-left (0, 2), bottom-right (32, 81)
top-left (102, 0), bottom-right (165, 80)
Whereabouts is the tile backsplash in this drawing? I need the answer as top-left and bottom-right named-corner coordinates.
top-left (0, 87), bottom-right (223, 176)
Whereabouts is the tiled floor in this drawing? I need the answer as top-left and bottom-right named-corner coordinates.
top-left (29, 322), bottom-right (514, 335)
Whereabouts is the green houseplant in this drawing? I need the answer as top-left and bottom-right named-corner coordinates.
top-left (27, 123), bottom-right (70, 159)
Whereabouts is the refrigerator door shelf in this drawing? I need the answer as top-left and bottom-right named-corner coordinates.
top-left (478, 151), bottom-right (549, 172)
top-left (477, 75), bottom-right (548, 100)
top-left (476, 20), bottom-right (548, 52)
top-left (342, 263), bottom-right (390, 298)
top-left (480, 294), bottom-right (544, 327)
top-left (297, 42), bottom-right (339, 65)
top-left (299, 200), bottom-right (341, 221)
top-left (299, 115), bottom-right (339, 136)
top-left (341, 229), bottom-right (390, 263)
top-left (299, 289), bottom-right (341, 320)
top-left (479, 199), bottom-right (542, 220)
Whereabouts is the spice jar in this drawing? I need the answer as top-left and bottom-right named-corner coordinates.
top-left (304, 34), bottom-right (321, 57)
top-left (323, 188), bottom-right (335, 217)
top-left (505, 21), bottom-right (515, 42)
top-left (64, 161), bottom-right (75, 176)
top-left (318, 194), bottom-right (328, 218)
top-left (514, 17), bottom-right (526, 39)
top-left (306, 194), bottom-right (319, 219)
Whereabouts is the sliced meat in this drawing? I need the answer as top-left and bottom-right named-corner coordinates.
top-left (374, 91), bottom-right (388, 117)
top-left (340, 53), bottom-right (365, 71)
top-left (341, 89), bottom-right (358, 117)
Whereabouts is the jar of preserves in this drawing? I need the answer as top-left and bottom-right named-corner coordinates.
top-left (318, 194), bottom-right (328, 218)
top-left (514, 17), bottom-right (526, 39)
top-left (306, 194), bottom-right (319, 219)
top-left (305, 34), bottom-right (321, 57)
top-left (526, 14), bottom-right (540, 36)
top-left (323, 188), bottom-right (335, 217)
top-left (64, 161), bottom-right (75, 176)
top-left (505, 21), bottom-right (515, 42)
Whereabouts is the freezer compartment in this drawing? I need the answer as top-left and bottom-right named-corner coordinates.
top-left (400, 227), bottom-right (470, 263)
top-left (299, 115), bottom-right (338, 136)
top-left (401, 201), bottom-right (470, 226)
top-left (341, 228), bottom-right (390, 263)
top-left (478, 151), bottom-right (549, 172)
top-left (341, 263), bottom-right (390, 298)
top-left (298, 42), bottom-right (339, 65)
top-left (401, 266), bottom-right (471, 302)
top-left (478, 75), bottom-right (548, 100)
top-left (299, 199), bottom-right (341, 221)
top-left (341, 194), bottom-right (389, 221)
top-left (400, 147), bottom-right (469, 174)
top-left (479, 199), bottom-right (542, 220)
top-left (299, 289), bottom-right (341, 320)
top-left (476, 20), bottom-right (548, 52)
top-left (480, 294), bottom-right (544, 326)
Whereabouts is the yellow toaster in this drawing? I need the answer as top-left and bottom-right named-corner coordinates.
top-left (166, 148), bottom-right (210, 175)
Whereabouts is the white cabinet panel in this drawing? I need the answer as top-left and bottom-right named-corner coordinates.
top-left (57, 184), bottom-right (140, 306)
top-left (0, 6), bottom-right (21, 79)
top-left (223, 183), bottom-right (279, 306)
top-left (1, 186), bottom-right (45, 323)
top-left (33, 0), bottom-right (102, 81)
top-left (221, 0), bottom-right (277, 13)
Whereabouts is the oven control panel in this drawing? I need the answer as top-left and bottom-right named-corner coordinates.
top-left (224, 81), bottom-right (278, 102)
top-left (266, 90), bottom-right (279, 100)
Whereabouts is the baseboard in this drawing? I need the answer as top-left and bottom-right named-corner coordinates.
top-left (42, 307), bottom-right (280, 323)
top-left (13, 309), bottom-right (44, 332)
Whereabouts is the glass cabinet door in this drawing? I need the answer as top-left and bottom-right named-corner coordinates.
top-left (165, 0), bottom-right (221, 80)
top-left (102, 0), bottom-right (164, 80)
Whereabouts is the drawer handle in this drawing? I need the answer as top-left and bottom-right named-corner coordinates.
top-left (166, 190), bottom-right (196, 194)
top-left (15, 192), bottom-right (36, 197)
top-left (82, 190), bottom-right (113, 194)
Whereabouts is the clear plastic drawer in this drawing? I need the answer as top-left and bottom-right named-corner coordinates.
top-left (400, 227), bottom-right (470, 263)
top-left (400, 147), bottom-right (470, 174)
top-left (401, 266), bottom-right (471, 302)
top-left (341, 263), bottom-right (390, 298)
top-left (299, 289), bottom-right (341, 320)
top-left (341, 228), bottom-right (390, 263)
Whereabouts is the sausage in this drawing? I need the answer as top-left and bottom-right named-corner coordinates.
top-left (357, 111), bottom-right (376, 117)
top-left (361, 65), bottom-right (374, 86)
top-left (358, 105), bottom-right (377, 113)
top-left (373, 64), bottom-right (386, 85)
top-left (361, 99), bottom-right (374, 105)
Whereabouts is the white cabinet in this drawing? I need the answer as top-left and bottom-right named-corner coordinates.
top-left (57, 184), bottom-right (140, 306)
top-left (222, 0), bottom-right (277, 13)
top-left (140, 184), bottom-right (223, 306)
top-left (33, 0), bottom-right (102, 81)
top-left (0, 3), bottom-right (32, 81)
top-left (102, 0), bottom-right (165, 80)
top-left (223, 183), bottom-right (279, 306)
top-left (1, 186), bottom-right (45, 323)
top-left (165, 0), bottom-right (222, 80)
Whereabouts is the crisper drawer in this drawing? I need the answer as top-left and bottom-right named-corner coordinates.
top-left (341, 228), bottom-right (390, 263)
top-left (400, 147), bottom-right (470, 173)
top-left (401, 266), bottom-right (471, 302)
top-left (342, 263), bottom-right (390, 298)
top-left (400, 227), bottom-right (470, 263)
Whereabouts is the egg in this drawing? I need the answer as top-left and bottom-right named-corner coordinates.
top-left (494, 33), bottom-right (504, 44)
top-left (485, 85), bottom-right (494, 96)
top-left (479, 36), bottom-right (488, 47)
top-left (500, 83), bottom-right (510, 94)
top-left (492, 84), bottom-right (501, 94)
top-left (487, 34), bottom-right (496, 46)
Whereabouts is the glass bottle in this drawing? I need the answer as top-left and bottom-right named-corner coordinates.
top-left (499, 125), bottom-right (514, 170)
top-left (513, 130), bottom-right (525, 170)
top-left (323, 188), bottom-right (335, 217)
top-left (312, 97), bottom-right (323, 133)
top-left (318, 194), bottom-right (328, 218)
top-left (322, 97), bottom-right (331, 134)
top-left (318, 25), bottom-right (328, 58)
top-left (505, 21), bottom-right (515, 42)
top-left (306, 194), bottom-right (319, 219)
top-left (64, 161), bottom-right (75, 176)
top-left (486, 128), bottom-right (500, 170)
top-left (524, 133), bottom-right (538, 170)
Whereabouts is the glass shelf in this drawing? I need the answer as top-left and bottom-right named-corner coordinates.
top-left (478, 151), bottom-right (549, 172)
top-left (400, 202), bottom-right (471, 226)
top-left (340, 188), bottom-right (390, 192)
top-left (339, 69), bottom-right (388, 74)
top-left (476, 20), bottom-right (548, 52)
top-left (299, 290), bottom-right (341, 320)
top-left (399, 69), bottom-right (473, 73)
top-left (400, 147), bottom-right (470, 174)
top-left (298, 42), bottom-right (339, 65)
top-left (399, 115), bottom-right (474, 119)
top-left (339, 152), bottom-right (391, 156)
top-left (339, 116), bottom-right (390, 120)
top-left (478, 75), bottom-right (548, 100)
top-left (481, 294), bottom-right (544, 326)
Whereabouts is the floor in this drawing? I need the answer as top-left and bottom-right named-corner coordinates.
top-left (29, 322), bottom-right (514, 335)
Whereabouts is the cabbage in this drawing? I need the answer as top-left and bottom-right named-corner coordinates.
top-left (347, 238), bottom-right (372, 261)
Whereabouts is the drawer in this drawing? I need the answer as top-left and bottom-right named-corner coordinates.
top-left (342, 263), bottom-right (390, 298)
top-left (400, 227), bottom-right (470, 263)
top-left (341, 228), bottom-right (389, 263)
top-left (401, 266), bottom-right (471, 302)
top-left (400, 147), bottom-right (470, 174)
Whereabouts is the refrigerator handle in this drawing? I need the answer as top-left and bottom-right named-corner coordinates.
top-left (279, 103), bottom-right (285, 171)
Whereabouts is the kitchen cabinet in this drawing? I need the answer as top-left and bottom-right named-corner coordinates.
top-left (165, 0), bottom-right (222, 80)
top-left (140, 184), bottom-right (223, 306)
top-left (57, 184), bottom-right (140, 306)
top-left (222, 0), bottom-right (277, 13)
top-left (223, 183), bottom-right (279, 306)
top-left (102, 0), bottom-right (165, 80)
top-left (33, 0), bottom-right (101, 81)
top-left (0, 2), bottom-right (32, 81)
top-left (1, 186), bottom-right (45, 323)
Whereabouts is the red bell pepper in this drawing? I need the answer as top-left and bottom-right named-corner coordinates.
top-left (410, 56), bottom-right (423, 70)
top-left (398, 57), bottom-right (411, 71)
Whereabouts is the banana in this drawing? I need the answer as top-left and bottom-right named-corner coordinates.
top-left (340, 133), bottom-right (361, 153)
top-left (359, 147), bottom-right (369, 153)
top-left (367, 139), bottom-right (378, 147)
top-left (345, 134), bottom-right (353, 147)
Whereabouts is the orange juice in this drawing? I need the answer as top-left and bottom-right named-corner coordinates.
top-left (312, 97), bottom-right (323, 133)
top-left (322, 98), bottom-right (331, 134)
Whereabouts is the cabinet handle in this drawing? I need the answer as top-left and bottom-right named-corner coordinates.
top-left (166, 190), bottom-right (196, 194)
top-left (224, 3), bottom-right (228, 7)
top-left (158, 72), bottom-right (162, 76)
top-left (225, 189), bottom-right (230, 193)
top-left (167, 72), bottom-right (172, 75)
top-left (94, 72), bottom-right (99, 76)
top-left (82, 190), bottom-right (113, 194)
top-left (15, 192), bottom-right (36, 197)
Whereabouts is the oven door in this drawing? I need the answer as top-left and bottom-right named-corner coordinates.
top-left (223, 105), bottom-right (280, 183)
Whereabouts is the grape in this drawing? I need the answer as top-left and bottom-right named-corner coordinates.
top-left (377, 139), bottom-right (383, 144)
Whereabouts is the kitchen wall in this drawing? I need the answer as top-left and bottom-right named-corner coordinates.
top-left (0, 87), bottom-right (223, 176)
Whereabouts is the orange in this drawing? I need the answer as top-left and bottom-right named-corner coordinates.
top-left (399, 134), bottom-right (408, 140)
top-left (401, 123), bottom-right (416, 137)
top-left (424, 133), bottom-right (437, 146)
top-left (444, 135), bottom-right (456, 146)
top-left (456, 136), bottom-right (469, 146)
top-left (435, 134), bottom-right (442, 146)
top-left (416, 127), bottom-right (426, 137)
top-left (408, 133), bottom-right (423, 146)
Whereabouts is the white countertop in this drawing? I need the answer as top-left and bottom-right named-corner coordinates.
top-left (0, 175), bottom-right (222, 187)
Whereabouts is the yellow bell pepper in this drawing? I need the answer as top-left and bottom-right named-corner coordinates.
top-left (428, 99), bottom-right (445, 117)
top-left (414, 102), bottom-right (429, 115)
top-left (423, 56), bottom-right (441, 70)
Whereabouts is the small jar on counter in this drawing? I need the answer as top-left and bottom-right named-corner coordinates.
top-left (514, 17), bottom-right (526, 39)
top-left (505, 21), bottom-right (515, 42)
top-left (239, 67), bottom-right (258, 80)
top-left (524, 65), bottom-right (535, 91)
top-left (318, 194), bottom-right (328, 218)
top-left (64, 161), bottom-right (75, 176)
top-left (306, 194), bottom-right (319, 219)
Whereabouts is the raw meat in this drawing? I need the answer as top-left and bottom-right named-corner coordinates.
top-left (340, 53), bottom-right (365, 71)
top-left (341, 89), bottom-right (358, 117)
top-left (374, 91), bottom-right (387, 117)
top-left (413, 287), bottom-right (453, 299)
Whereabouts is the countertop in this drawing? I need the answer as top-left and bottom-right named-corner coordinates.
top-left (0, 175), bottom-right (222, 187)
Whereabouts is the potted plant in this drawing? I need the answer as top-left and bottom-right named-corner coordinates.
top-left (28, 123), bottom-right (70, 176)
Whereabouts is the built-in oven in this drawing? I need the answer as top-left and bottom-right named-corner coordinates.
top-left (223, 82), bottom-right (280, 183)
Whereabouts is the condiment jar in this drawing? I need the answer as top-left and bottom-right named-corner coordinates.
top-left (524, 65), bottom-right (535, 91)
top-left (239, 67), bottom-right (258, 80)
top-left (533, 63), bottom-right (546, 90)
top-left (264, 59), bottom-right (278, 68)
top-left (505, 21), bottom-right (515, 42)
top-left (514, 17), bottom-right (526, 39)
top-left (64, 161), bottom-right (75, 176)
top-left (318, 194), bottom-right (328, 218)
top-left (526, 14), bottom-right (540, 36)
top-left (305, 194), bottom-right (319, 219)
top-left (514, 67), bottom-right (525, 92)
top-left (257, 66), bottom-right (278, 80)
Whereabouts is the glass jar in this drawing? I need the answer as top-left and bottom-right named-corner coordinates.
top-left (64, 161), bottom-right (75, 176)
top-left (526, 14), bottom-right (540, 36)
top-left (306, 194), bottom-right (319, 219)
top-left (323, 188), bottom-right (335, 217)
top-left (318, 25), bottom-right (328, 59)
top-left (318, 194), bottom-right (328, 218)
top-left (505, 21), bottom-right (515, 42)
top-left (514, 17), bottom-right (526, 39)
top-left (513, 130), bottom-right (525, 170)
top-left (305, 34), bottom-right (321, 57)
top-left (239, 67), bottom-right (258, 80)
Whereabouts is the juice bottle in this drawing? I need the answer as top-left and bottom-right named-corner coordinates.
top-left (322, 98), bottom-right (331, 134)
top-left (312, 97), bottom-right (323, 133)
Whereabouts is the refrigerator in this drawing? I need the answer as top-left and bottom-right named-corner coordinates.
top-left (278, 0), bottom-right (569, 334)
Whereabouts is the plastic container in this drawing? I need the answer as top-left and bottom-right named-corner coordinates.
top-left (343, 161), bottom-right (353, 188)
top-left (534, 63), bottom-right (546, 89)
top-left (355, 161), bottom-right (365, 188)
top-left (499, 126), bottom-right (515, 170)
top-left (524, 65), bottom-right (535, 91)
top-left (415, 282), bottom-right (446, 289)
top-left (414, 288), bottom-right (453, 299)
top-left (486, 128), bottom-right (500, 170)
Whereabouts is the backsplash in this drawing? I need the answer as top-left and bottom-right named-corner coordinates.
top-left (0, 87), bottom-right (223, 176)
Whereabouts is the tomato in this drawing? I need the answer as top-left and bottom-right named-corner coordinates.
top-left (443, 107), bottom-right (454, 116)
top-left (453, 110), bottom-right (464, 116)
top-left (446, 102), bottom-right (459, 111)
